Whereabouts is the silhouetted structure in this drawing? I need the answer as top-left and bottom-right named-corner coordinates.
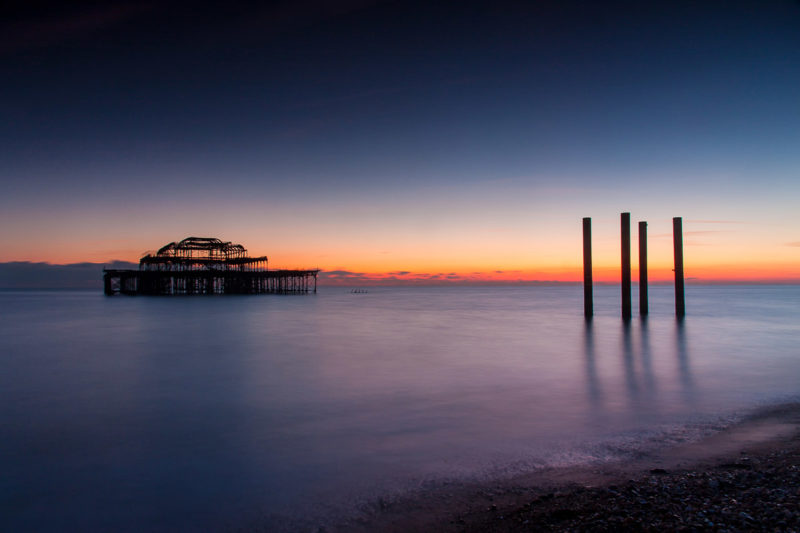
top-left (582, 214), bottom-right (686, 319)
top-left (582, 217), bottom-right (593, 319)
top-left (673, 217), bottom-right (685, 317)
top-left (639, 221), bottom-right (648, 316)
top-left (103, 237), bottom-right (318, 295)
top-left (620, 212), bottom-right (632, 320)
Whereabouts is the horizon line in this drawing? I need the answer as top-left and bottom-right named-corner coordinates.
top-left (1, 260), bottom-right (799, 287)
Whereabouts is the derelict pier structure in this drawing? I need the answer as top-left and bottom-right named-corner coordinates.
top-left (103, 237), bottom-right (318, 295)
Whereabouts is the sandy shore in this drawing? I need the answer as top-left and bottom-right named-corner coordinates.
top-left (335, 403), bottom-right (800, 532)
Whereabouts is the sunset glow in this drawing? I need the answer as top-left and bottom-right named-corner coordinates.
top-left (1, 2), bottom-right (798, 285)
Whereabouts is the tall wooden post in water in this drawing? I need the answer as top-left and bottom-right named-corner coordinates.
top-left (583, 217), bottom-right (593, 318)
top-left (621, 212), bottom-right (632, 320)
top-left (639, 221), bottom-right (648, 316)
top-left (673, 216), bottom-right (685, 317)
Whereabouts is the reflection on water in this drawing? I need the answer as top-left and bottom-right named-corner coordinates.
top-left (585, 316), bottom-right (694, 422)
top-left (1, 286), bottom-right (799, 531)
top-left (582, 320), bottom-right (602, 405)
top-left (621, 321), bottom-right (640, 402)
top-left (639, 318), bottom-right (656, 397)
top-left (676, 317), bottom-right (696, 401)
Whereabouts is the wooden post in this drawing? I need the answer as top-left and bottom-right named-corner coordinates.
top-left (639, 221), bottom-right (648, 316)
top-left (103, 272), bottom-right (113, 295)
top-left (583, 217), bottom-right (593, 318)
top-left (673, 216), bottom-right (685, 317)
top-left (621, 212), bottom-right (631, 320)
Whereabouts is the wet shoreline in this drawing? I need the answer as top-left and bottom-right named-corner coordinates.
top-left (337, 403), bottom-right (800, 532)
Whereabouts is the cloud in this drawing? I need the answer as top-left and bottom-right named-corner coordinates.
top-left (317, 269), bottom-right (581, 287)
top-left (684, 230), bottom-right (732, 236)
top-left (786, 242), bottom-right (800, 247)
top-left (0, 261), bottom-right (136, 289)
top-left (318, 270), bottom-right (368, 279)
top-left (652, 230), bottom-right (730, 238)
top-left (686, 220), bottom-right (742, 224)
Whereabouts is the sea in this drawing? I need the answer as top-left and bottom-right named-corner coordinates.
top-left (1, 285), bottom-right (799, 531)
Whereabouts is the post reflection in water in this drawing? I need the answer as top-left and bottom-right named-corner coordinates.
top-left (620, 320), bottom-right (640, 403)
top-left (639, 317), bottom-right (657, 401)
top-left (585, 315), bottom-right (698, 418)
top-left (675, 317), bottom-right (696, 404)
top-left (582, 319), bottom-right (602, 405)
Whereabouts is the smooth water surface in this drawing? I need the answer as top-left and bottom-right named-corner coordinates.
top-left (1, 286), bottom-right (799, 530)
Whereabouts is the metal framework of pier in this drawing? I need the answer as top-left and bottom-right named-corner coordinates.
top-left (103, 237), bottom-right (318, 295)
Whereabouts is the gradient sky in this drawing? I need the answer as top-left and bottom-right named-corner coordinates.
top-left (2, 1), bottom-right (799, 282)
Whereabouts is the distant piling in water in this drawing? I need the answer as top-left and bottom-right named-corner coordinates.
top-left (673, 217), bottom-right (685, 317)
top-left (639, 221), bottom-right (648, 316)
top-left (620, 212), bottom-right (632, 320)
top-left (583, 217), bottom-right (593, 319)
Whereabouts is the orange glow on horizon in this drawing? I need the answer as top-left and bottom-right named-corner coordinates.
top-left (314, 262), bottom-right (800, 285)
top-left (3, 245), bottom-right (798, 285)
top-left (2, 217), bottom-right (798, 284)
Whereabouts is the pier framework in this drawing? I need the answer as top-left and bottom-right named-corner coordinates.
top-left (103, 237), bottom-right (318, 295)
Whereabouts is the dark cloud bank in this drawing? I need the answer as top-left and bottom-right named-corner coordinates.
top-left (0, 261), bottom-right (136, 289)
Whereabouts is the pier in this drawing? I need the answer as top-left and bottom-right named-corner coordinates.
top-left (103, 237), bottom-right (318, 295)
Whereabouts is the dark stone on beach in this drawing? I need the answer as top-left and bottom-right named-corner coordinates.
top-left (649, 468), bottom-right (668, 474)
top-left (549, 508), bottom-right (580, 521)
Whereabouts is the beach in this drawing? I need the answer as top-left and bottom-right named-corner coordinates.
top-left (342, 403), bottom-right (800, 531)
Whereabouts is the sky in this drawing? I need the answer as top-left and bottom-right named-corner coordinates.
top-left (2, 0), bottom-right (799, 283)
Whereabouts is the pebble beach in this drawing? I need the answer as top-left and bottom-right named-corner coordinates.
top-left (341, 403), bottom-right (800, 532)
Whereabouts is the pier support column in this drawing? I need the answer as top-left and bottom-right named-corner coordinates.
top-left (621, 212), bottom-right (631, 320)
top-left (582, 217), bottom-right (593, 319)
top-left (639, 221), bottom-right (648, 316)
top-left (673, 216), bottom-right (685, 318)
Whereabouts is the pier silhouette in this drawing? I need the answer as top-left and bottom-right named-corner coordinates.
top-left (103, 237), bottom-right (318, 295)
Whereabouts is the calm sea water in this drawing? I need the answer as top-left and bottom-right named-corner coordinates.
top-left (2, 285), bottom-right (799, 531)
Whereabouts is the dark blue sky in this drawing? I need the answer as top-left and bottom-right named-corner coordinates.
top-left (2, 1), bottom-right (799, 278)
